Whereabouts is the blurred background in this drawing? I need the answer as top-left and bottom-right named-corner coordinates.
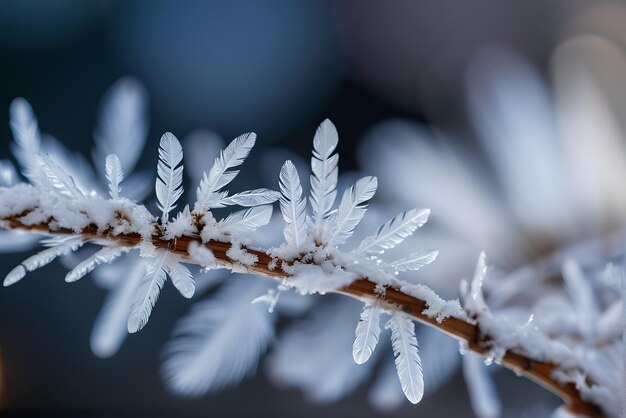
top-left (0, 1), bottom-right (625, 417)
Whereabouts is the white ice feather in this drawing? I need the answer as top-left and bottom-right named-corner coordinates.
top-left (165, 254), bottom-right (195, 298)
top-left (462, 353), bottom-right (501, 418)
top-left (91, 260), bottom-right (145, 358)
top-left (279, 160), bottom-right (307, 248)
top-left (3, 236), bottom-right (85, 286)
top-left (94, 77), bottom-right (148, 175)
top-left (105, 154), bottom-right (124, 199)
top-left (386, 313), bottom-right (424, 404)
top-left (352, 304), bottom-right (382, 364)
top-left (218, 205), bottom-right (273, 235)
top-left (128, 252), bottom-right (168, 332)
top-left (65, 246), bottom-right (130, 283)
top-left (156, 132), bottom-right (184, 222)
top-left (195, 132), bottom-right (256, 211)
top-left (326, 176), bottom-right (377, 246)
top-left (9, 98), bottom-right (42, 183)
top-left (218, 188), bottom-right (280, 207)
top-left (465, 251), bottom-right (489, 314)
top-left (35, 152), bottom-right (85, 199)
top-left (355, 208), bottom-right (429, 255)
top-left (390, 250), bottom-right (439, 272)
top-left (162, 277), bottom-right (273, 396)
top-left (310, 119), bottom-right (339, 235)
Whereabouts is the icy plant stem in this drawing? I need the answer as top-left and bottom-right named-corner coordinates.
top-left (1, 213), bottom-right (605, 418)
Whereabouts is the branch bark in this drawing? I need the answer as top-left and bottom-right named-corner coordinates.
top-left (1, 213), bottom-right (606, 418)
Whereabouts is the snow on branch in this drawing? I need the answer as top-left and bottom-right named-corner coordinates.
top-left (0, 107), bottom-right (616, 418)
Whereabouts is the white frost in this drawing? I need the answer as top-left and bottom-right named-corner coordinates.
top-left (226, 242), bottom-right (258, 266)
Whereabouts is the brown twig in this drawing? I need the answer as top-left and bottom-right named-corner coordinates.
top-left (1, 213), bottom-right (606, 418)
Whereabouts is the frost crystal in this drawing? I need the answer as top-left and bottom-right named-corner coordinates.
top-left (155, 132), bottom-right (184, 223)
top-left (226, 242), bottom-right (258, 266)
top-left (261, 120), bottom-right (445, 405)
top-left (1, 79), bottom-right (612, 418)
top-left (386, 313), bottom-right (424, 404)
top-left (0, 88), bottom-right (280, 339)
top-left (352, 304), bottom-right (382, 365)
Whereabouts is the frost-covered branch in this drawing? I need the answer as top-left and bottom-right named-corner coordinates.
top-left (0, 95), bottom-right (616, 418)
top-left (0, 191), bottom-right (606, 417)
